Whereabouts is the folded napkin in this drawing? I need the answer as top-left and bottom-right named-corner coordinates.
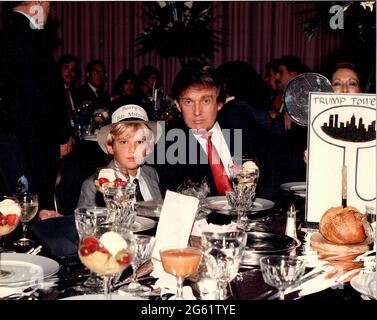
top-left (152, 190), bottom-right (199, 260)
top-left (151, 259), bottom-right (196, 300)
top-left (284, 266), bottom-right (361, 298)
top-left (191, 222), bottom-right (238, 237)
top-left (0, 287), bottom-right (22, 298)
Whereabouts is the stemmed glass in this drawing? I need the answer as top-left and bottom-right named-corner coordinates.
top-left (201, 230), bottom-right (247, 300)
top-left (228, 157), bottom-right (259, 231)
top-left (118, 235), bottom-right (156, 295)
top-left (78, 218), bottom-right (135, 300)
top-left (160, 247), bottom-right (202, 300)
top-left (0, 196), bottom-right (21, 277)
top-left (259, 255), bottom-right (306, 300)
top-left (13, 193), bottom-right (38, 247)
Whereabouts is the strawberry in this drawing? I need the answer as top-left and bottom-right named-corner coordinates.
top-left (98, 177), bottom-right (109, 186)
top-left (114, 177), bottom-right (123, 183)
top-left (79, 245), bottom-right (92, 257)
top-left (6, 214), bottom-right (18, 226)
top-left (116, 250), bottom-right (132, 265)
top-left (83, 236), bottom-right (100, 251)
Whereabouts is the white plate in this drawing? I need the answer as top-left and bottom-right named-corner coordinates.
top-left (61, 293), bottom-right (147, 300)
top-left (294, 191), bottom-right (306, 198)
top-left (131, 216), bottom-right (156, 233)
top-left (280, 181), bottom-right (306, 192)
top-left (135, 200), bottom-right (163, 218)
top-left (204, 196), bottom-right (274, 215)
top-left (350, 271), bottom-right (377, 299)
top-left (82, 134), bottom-right (97, 142)
top-left (0, 253), bottom-right (59, 286)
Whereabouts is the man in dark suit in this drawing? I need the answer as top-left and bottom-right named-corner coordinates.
top-left (76, 59), bottom-right (111, 114)
top-left (0, 1), bottom-right (73, 210)
top-left (155, 67), bottom-right (258, 197)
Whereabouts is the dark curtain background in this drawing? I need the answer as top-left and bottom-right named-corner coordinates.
top-left (2, 1), bottom-right (343, 92)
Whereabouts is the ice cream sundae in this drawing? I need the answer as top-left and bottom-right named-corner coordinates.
top-left (0, 198), bottom-right (21, 236)
top-left (79, 231), bottom-right (133, 275)
top-left (95, 168), bottom-right (128, 193)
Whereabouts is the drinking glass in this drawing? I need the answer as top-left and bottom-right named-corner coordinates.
top-left (13, 193), bottom-right (38, 247)
top-left (228, 157), bottom-right (259, 231)
top-left (160, 247), bottom-right (202, 300)
top-left (118, 235), bottom-right (155, 295)
top-left (0, 196), bottom-right (21, 277)
top-left (74, 207), bottom-right (111, 292)
top-left (259, 255), bottom-right (306, 300)
top-left (102, 181), bottom-right (136, 228)
top-left (78, 219), bottom-right (135, 300)
top-left (201, 231), bottom-right (247, 300)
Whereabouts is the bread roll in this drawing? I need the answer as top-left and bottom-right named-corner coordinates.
top-left (319, 206), bottom-right (366, 244)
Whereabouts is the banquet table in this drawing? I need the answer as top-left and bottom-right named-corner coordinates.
top-left (1, 190), bottom-right (373, 301)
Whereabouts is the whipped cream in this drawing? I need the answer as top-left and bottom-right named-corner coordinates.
top-left (98, 168), bottom-right (117, 181)
top-left (99, 231), bottom-right (128, 257)
top-left (98, 168), bottom-right (127, 182)
top-left (243, 161), bottom-right (258, 173)
top-left (0, 199), bottom-right (21, 216)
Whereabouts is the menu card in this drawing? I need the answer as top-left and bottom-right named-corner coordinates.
top-left (152, 190), bottom-right (199, 260)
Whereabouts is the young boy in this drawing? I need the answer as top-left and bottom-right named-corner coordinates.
top-left (77, 104), bottom-right (162, 207)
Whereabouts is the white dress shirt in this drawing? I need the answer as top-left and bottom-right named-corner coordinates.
top-left (191, 122), bottom-right (233, 176)
top-left (88, 82), bottom-right (98, 97)
top-left (13, 9), bottom-right (44, 30)
top-left (129, 168), bottom-right (153, 201)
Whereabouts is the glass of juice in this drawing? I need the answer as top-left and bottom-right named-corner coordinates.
top-left (159, 247), bottom-right (202, 300)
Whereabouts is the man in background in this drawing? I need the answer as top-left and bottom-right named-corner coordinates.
top-left (0, 1), bottom-right (72, 209)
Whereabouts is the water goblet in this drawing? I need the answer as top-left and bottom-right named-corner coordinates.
top-left (102, 181), bottom-right (136, 228)
top-left (201, 230), bottom-right (247, 300)
top-left (228, 157), bottom-right (259, 231)
top-left (78, 220), bottom-right (135, 300)
top-left (13, 193), bottom-right (38, 247)
top-left (259, 255), bottom-right (306, 300)
top-left (74, 207), bottom-right (111, 292)
top-left (0, 196), bottom-right (21, 277)
top-left (160, 247), bottom-right (202, 300)
top-left (118, 235), bottom-right (156, 295)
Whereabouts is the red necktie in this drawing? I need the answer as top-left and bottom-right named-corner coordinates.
top-left (206, 134), bottom-right (233, 196)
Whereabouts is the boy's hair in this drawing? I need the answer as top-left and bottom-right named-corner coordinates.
top-left (106, 122), bottom-right (154, 154)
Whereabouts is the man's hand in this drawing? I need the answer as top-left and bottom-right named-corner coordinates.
top-left (60, 136), bottom-right (74, 158)
top-left (39, 209), bottom-right (62, 220)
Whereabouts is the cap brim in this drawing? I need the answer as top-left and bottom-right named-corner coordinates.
top-left (97, 120), bottom-right (161, 154)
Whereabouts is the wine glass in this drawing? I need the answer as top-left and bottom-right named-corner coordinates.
top-left (201, 230), bottom-right (247, 300)
top-left (74, 207), bottom-right (111, 292)
top-left (102, 181), bottom-right (136, 228)
top-left (228, 157), bottom-right (259, 231)
top-left (0, 196), bottom-right (21, 277)
top-left (259, 255), bottom-right (306, 300)
top-left (118, 235), bottom-right (155, 295)
top-left (78, 219), bottom-right (135, 300)
top-left (13, 193), bottom-right (38, 247)
top-left (159, 247), bottom-right (202, 300)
